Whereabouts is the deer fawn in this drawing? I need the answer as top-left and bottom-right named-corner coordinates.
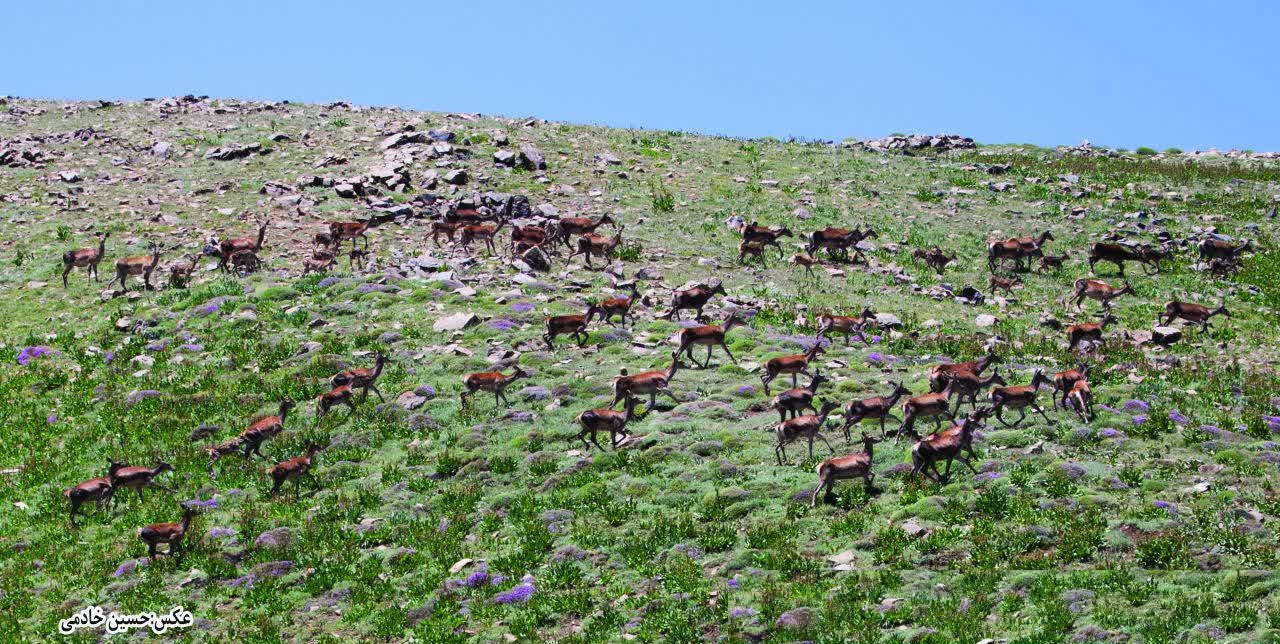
top-left (1051, 363), bottom-right (1090, 409)
top-left (790, 252), bottom-right (820, 277)
top-left (817, 308), bottom-right (876, 346)
top-left (739, 222), bottom-right (793, 257)
top-left (316, 384), bottom-right (358, 419)
top-left (913, 246), bottom-right (955, 275)
top-left (737, 239), bottom-right (771, 266)
top-left (1066, 314), bottom-right (1116, 352)
top-left (575, 397), bottom-right (638, 451)
top-left (1066, 379), bottom-right (1094, 422)
top-left (810, 432), bottom-right (881, 507)
top-left (586, 282), bottom-right (641, 326)
top-left (773, 399), bottom-right (841, 465)
top-left (569, 227), bottom-right (624, 268)
top-left (167, 253), bottom-right (202, 288)
top-left (66, 468), bottom-right (115, 526)
top-left (771, 368), bottom-right (829, 422)
top-left (218, 219), bottom-right (269, 271)
top-left (673, 311), bottom-right (745, 368)
top-left (988, 274), bottom-right (1021, 296)
top-left (760, 342), bottom-right (825, 395)
top-left (842, 381), bottom-right (910, 439)
top-left (557, 213), bottom-right (616, 250)
top-left (61, 232), bottom-right (108, 287)
top-left (138, 504), bottom-right (197, 558)
top-left (112, 242), bottom-right (162, 291)
top-left (460, 366), bottom-right (531, 406)
top-left (988, 370), bottom-right (1053, 426)
top-left (329, 220), bottom-right (371, 250)
top-left (1198, 238), bottom-right (1250, 263)
top-left (269, 443), bottom-right (324, 497)
top-left (331, 352), bottom-right (390, 401)
top-left (662, 283), bottom-right (727, 322)
top-left (1070, 279), bottom-right (1132, 311)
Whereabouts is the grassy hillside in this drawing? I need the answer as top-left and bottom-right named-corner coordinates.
top-left (1, 96), bottom-right (1279, 642)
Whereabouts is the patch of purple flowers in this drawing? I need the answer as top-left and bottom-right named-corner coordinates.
top-left (1169, 410), bottom-right (1190, 424)
top-left (317, 276), bottom-right (341, 288)
top-left (47, 414), bottom-right (58, 424)
top-left (186, 497), bottom-right (219, 510)
top-left (729, 606), bottom-right (756, 619)
top-left (464, 570), bottom-right (490, 588)
top-left (511, 302), bottom-right (534, 313)
top-left (16, 346), bottom-right (58, 366)
top-left (735, 384), bottom-right (757, 397)
top-left (1132, 415), bottom-right (1148, 426)
top-left (125, 390), bottom-right (163, 406)
top-left (1153, 500), bottom-right (1177, 515)
top-left (1122, 399), bottom-right (1150, 413)
top-left (179, 343), bottom-right (204, 352)
top-left (208, 527), bottom-right (235, 539)
top-left (194, 302), bottom-right (220, 316)
top-left (488, 319), bottom-right (519, 331)
top-left (492, 581), bottom-right (535, 604)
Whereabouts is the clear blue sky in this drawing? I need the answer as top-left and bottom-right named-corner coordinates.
top-left (8, 1), bottom-right (1279, 150)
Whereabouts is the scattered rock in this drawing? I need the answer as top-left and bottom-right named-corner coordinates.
top-left (433, 312), bottom-right (479, 332)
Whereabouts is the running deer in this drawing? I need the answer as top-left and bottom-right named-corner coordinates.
top-left (673, 311), bottom-right (745, 368)
top-left (575, 397), bottom-right (638, 451)
top-left (218, 219), bottom-right (270, 271)
top-left (1198, 238), bottom-right (1250, 263)
top-left (302, 242), bottom-right (338, 276)
top-left (913, 246), bottom-right (956, 275)
top-left (586, 282), bottom-right (641, 326)
top-left (227, 249), bottom-right (260, 275)
top-left (138, 505), bottom-right (197, 558)
top-left (770, 368), bottom-right (829, 422)
top-left (329, 220), bottom-right (371, 250)
top-left (544, 313), bottom-right (590, 349)
top-left (1066, 314), bottom-right (1116, 352)
top-left (1088, 242), bottom-right (1165, 275)
top-left (739, 222), bottom-right (793, 257)
top-left (332, 352), bottom-right (390, 401)
top-left (269, 443), bottom-right (324, 497)
top-left (167, 253), bottom-right (202, 288)
top-left (817, 307), bottom-right (876, 346)
top-left (760, 342), bottom-right (825, 395)
top-left (662, 283), bottom-right (727, 322)
top-left (1013, 230), bottom-right (1054, 260)
top-left (910, 407), bottom-right (992, 484)
top-left (66, 469), bottom-right (114, 526)
top-left (927, 352), bottom-right (999, 393)
top-left (61, 232), bottom-right (108, 287)
top-left (1160, 299), bottom-right (1230, 332)
top-left (610, 357), bottom-right (680, 412)
top-left (460, 366), bottom-right (531, 406)
top-left (773, 399), bottom-right (841, 465)
top-left (790, 252), bottom-right (820, 277)
top-left (807, 226), bottom-right (875, 262)
top-left (897, 382), bottom-right (957, 441)
top-left (810, 432), bottom-right (881, 507)
top-left (945, 368), bottom-right (1007, 413)
top-left (109, 460), bottom-right (175, 503)
top-left (569, 226), bottom-right (625, 268)
top-left (316, 383), bottom-right (358, 419)
top-left (1051, 363), bottom-right (1090, 409)
top-left (556, 213), bottom-right (616, 249)
top-left (430, 220), bottom-right (462, 246)
top-left (112, 242), bottom-right (162, 291)
top-left (987, 230), bottom-right (1051, 271)
top-left (237, 400), bottom-right (296, 459)
top-left (1070, 279), bottom-right (1132, 310)
top-left (988, 370), bottom-right (1053, 426)
top-left (737, 239), bottom-right (771, 266)
top-left (841, 381), bottom-right (910, 439)
top-left (205, 437), bottom-right (244, 476)
top-left (1066, 378), bottom-right (1094, 422)
top-left (460, 217), bottom-right (509, 255)
top-left (1037, 253), bottom-right (1068, 272)
top-left (988, 274), bottom-right (1021, 296)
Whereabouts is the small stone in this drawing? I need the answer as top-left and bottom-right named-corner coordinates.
top-left (433, 312), bottom-right (479, 332)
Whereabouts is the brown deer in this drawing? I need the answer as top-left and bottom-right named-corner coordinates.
top-left (945, 368), bottom-right (1007, 413)
top-left (569, 227), bottom-right (625, 268)
top-left (988, 230), bottom-right (1051, 271)
top-left (329, 220), bottom-right (371, 250)
top-left (1066, 314), bottom-right (1116, 352)
top-left (898, 382), bottom-right (957, 441)
top-left (927, 352), bottom-right (999, 393)
top-left (205, 438), bottom-right (244, 476)
top-left (66, 469), bottom-right (114, 526)
top-left (913, 246), bottom-right (956, 275)
top-left (790, 252), bottom-right (820, 277)
top-left (510, 223), bottom-right (554, 257)
top-left (269, 443), bottom-right (324, 497)
top-left (111, 243), bottom-right (162, 291)
top-left (228, 249), bottom-right (261, 275)
top-left (1088, 242), bottom-right (1164, 275)
top-left (1071, 279), bottom-right (1133, 311)
top-left (1198, 238), bottom-right (1250, 263)
top-left (218, 219), bottom-right (269, 271)
top-left (737, 239), bottom-right (771, 266)
top-left (910, 407), bottom-right (991, 483)
top-left (316, 383), bottom-right (358, 419)
top-left (673, 311), bottom-right (745, 368)
top-left (773, 399), bottom-right (841, 465)
top-left (810, 432), bottom-right (881, 507)
top-left (460, 218), bottom-right (510, 255)
top-left (1037, 253), bottom-right (1068, 272)
top-left (557, 213), bottom-right (616, 249)
top-left (807, 226), bottom-right (875, 262)
top-left (770, 368), bottom-right (829, 422)
top-left (760, 342), bottom-right (825, 395)
top-left (740, 222), bottom-right (793, 257)
top-left (988, 370), bottom-right (1053, 426)
top-left (817, 308), bottom-right (876, 346)
top-left (575, 397), bottom-right (637, 451)
top-left (1051, 363), bottom-right (1090, 409)
top-left (109, 460), bottom-right (175, 503)
top-left (1160, 299), bottom-right (1230, 332)
top-left (545, 313), bottom-right (590, 349)
top-left (430, 220), bottom-right (463, 246)
top-left (662, 283), bottom-right (727, 322)
top-left (138, 505), bottom-right (197, 558)
top-left (586, 282), bottom-right (641, 326)
top-left (61, 232), bottom-right (108, 287)
top-left (167, 253), bottom-right (202, 288)
top-left (1066, 379), bottom-right (1094, 422)
top-left (236, 400), bottom-right (296, 459)
top-left (332, 352), bottom-right (390, 401)
top-left (988, 274), bottom-right (1022, 296)
top-left (610, 357), bottom-right (680, 412)
top-left (1013, 230), bottom-right (1054, 259)
top-left (841, 381), bottom-right (910, 439)
top-left (460, 366), bottom-right (531, 406)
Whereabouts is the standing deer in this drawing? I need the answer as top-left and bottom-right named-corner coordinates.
top-left (460, 218), bottom-right (509, 255)
top-left (760, 342), bottom-right (825, 395)
top-left (545, 313), bottom-right (591, 349)
top-left (111, 243), bottom-right (162, 291)
top-left (807, 226), bottom-right (875, 262)
top-left (138, 505), bottom-right (197, 558)
top-left (841, 381), bottom-right (910, 439)
top-left (662, 283), bottom-right (727, 322)
top-left (810, 432), bottom-right (881, 507)
top-left (586, 282), bottom-right (641, 326)
top-left (739, 222), bottom-right (793, 257)
top-left (1088, 242), bottom-right (1164, 275)
top-left (329, 220), bottom-right (371, 250)
top-left (1051, 363), bottom-right (1090, 409)
top-left (737, 239), bottom-right (771, 266)
top-left (460, 366), bottom-right (531, 407)
top-left (988, 274), bottom-right (1021, 296)
top-left (218, 219), bottom-right (270, 271)
top-left (771, 368), bottom-right (829, 422)
top-left (913, 246), bottom-right (956, 275)
top-left (790, 252), bottom-right (820, 277)
top-left (61, 232), bottom-right (108, 287)
top-left (66, 470), bottom-right (115, 526)
top-left (988, 370), bottom-right (1053, 426)
top-left (331, 352), bottom-right (390, 401)
top-left (1070, 279), bottom-right (1133, 311)
top-left (611, 357), bottom-right (680, 412)
top-left (927, 353), bottom-right (999, 393)
top-left (1159, 300), bottom-right (1230, 332)
top-left (167, 253), bottom-right (202, 288)
top-left (109, 460), bottom-right (175, 503)
top-left (673, 311), bottom-right (745, 368)
top-left (1198, 238), bottom-right (1250, 263)
top-left (556, 214), bottom-right (617, 249)
top-left (773, 399), bottom-right (841, 465)
top-left (269, 443), bottom-right (324, 497)
top-left (817, 308), bottom-right (876, 346)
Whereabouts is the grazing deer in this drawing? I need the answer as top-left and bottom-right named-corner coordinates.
top-left (945, 368), bottom-right (1007, 413)
top-left (557, 213), bottom-right (617, 249)
top-left (66, 470), bottom-right (114, 526)
top-left (810, 432), bottom-right (881, 507)
top-left (329, 220), bottom-right (371, 250)
top-left (269, 443), bottom-right (324, 497)
top-left (662, 283), bottom-right (727, 322)
top-left (1037, 253), bottom-right (1068, 272)
top-left (790, 252), bottom-right (820, 277)
top-left (228, 249), bottom-right (261, 275)
top-left (1071, 279), bottom-right (1132, 311)
top-left (111, 243), bottom-right (162, 291)
top-left (1066, 379), bottom-right (1094, 422)
top-left (910, 408), bottom-right (991, 484)
top-left (545, 313), bottom-right (590, 349)
top-left (927, 352), bottom-right (999, 393)
top-left (586, 282), bottom-right (641, 326)
top-left (460, 218), bottom-right (510, 255)
top-left (807, 226), bottom-right (875, 262)
top-left (740, 222), bottom-right (793, 257)
top-left (316, 383), bottom-right (358, 419)
top-left (1198, 238), bottom-right (1250, 263)
top-left (841, 381), bottom-right (910, 439)
top-left (430, 220), bottom-right (462, 246)
top-left (773, 399), bottom-right (841, 465)
top-left (109, 460), bottom-right (175, 503)
top-left (988, 370), bottom-right (1053, 426)
top-left (737, 239), bottom-right (771, 266)
top-left (898, 382), bottom-right (957, 441)
top-left (611, 357), bottom-right (680, 412)
top-left (1088, 242), bottom-right (1164, 275)
top-left (217, 219), bottom-right (270, 271)
top-left (760, 342), bottom-right (825, 395)
top-left (673, 311), bottom-right (745, 368)
top-left (138, 505), bottom-right (197, 558)
top-left (460, 366), bottom-right (531, 407)
top-left (576, 397), bottom-right (638, 451)
top-left (61, 232), bottom-right (108, 287)
top-left (817, 308), bottom-right (876, 346)
top-left (988, 230), bottom-right (1050, 272)
top-left (569, 227), bottom-right (625, 268)
top-left (1051, 363), bottom-right (1090, 409)
top-left (167, 253), bottom-right (201, 288)
top-left (1066, 314), bottom-right (1116, 352)
top-left (237, 400), bottom-right (296, 459)
top-left (771, 369), bottom-right (829, 422)
top-left (913, 246), bottom-right (956, 275)
top-left (988, 274), bottom-right (1021, 296)
top-left (1160, 299), bottom-right (1230, 332)
top-left (332, 352), bottom-right (389, 401)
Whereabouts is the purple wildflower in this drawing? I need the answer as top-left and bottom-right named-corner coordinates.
top-left (145, 339), bottom-right (169, 352)
top-left (186, 497), bottom-right (219, 510)
top-left (1099, 428), bottom-right (1124, 439)
top-left (208, 527), bottom-right (235, 539)
top-left (1132, 415), bottom-right (1148, 426)
top-left (512, 302), bottom-right (534, 313)
top-left (728, 576), bottom-right (741, 589)
top-left (317, 276), bottom-right (341, 288)
top-left (125, 390), bottom-right (163, 406)
top-left (1169, 410), bottom-right (1190, 424)
top-left (112, 558), bottom-right (147, 577)
top-left (46, 414), bottom-right (58, 424)
top-left (488, 319), bottom-right (518, 331)
top-left (979, 471), bottom-right (1002, 481)
top-left (493, 582), bottom-right (535, 604)
top-left (729, 607), bottom-right (756, 619)
top-left (195, 302), bottom-right (220, 316)
top-left (1123, 399), bottom-right (1150, 413)
top-left (103, 351), bottom-right (115, 364)
top-left (16, 346), bottom-right (58, 366)
top-left (464, 571), bottom-right (490, 587)
top-left (735, 384), bottom-right (756, 396)
top-left (1153, 500), bottom-right (1177, 514)
top-left (1263, 415), bottom-right (1280, 432)
top-left (179, 343), bottom-right (204, 352)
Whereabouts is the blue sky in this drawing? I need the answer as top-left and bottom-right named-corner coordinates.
top-left (8, 1), bottom-right (1279, 150)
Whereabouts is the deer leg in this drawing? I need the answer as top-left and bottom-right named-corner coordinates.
top-left (62, 265), bottom-right (72, 288)
top-left (370, 384), bottom-right (385, 402)
top-left (817, 433), bottom-right (836, 455)
top-left (720, 342), bottom-right (736, 364)
top-left (760, 373), bottom-right (773, 396)
top-left (1032, 404), bottom-right (1049, 424)
top-left (775, 443), bottom-right (785, 466)
top-left (810, 471), bottom-right (829, 508)
top-left (996, 406), bottom-right (1013, 427)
